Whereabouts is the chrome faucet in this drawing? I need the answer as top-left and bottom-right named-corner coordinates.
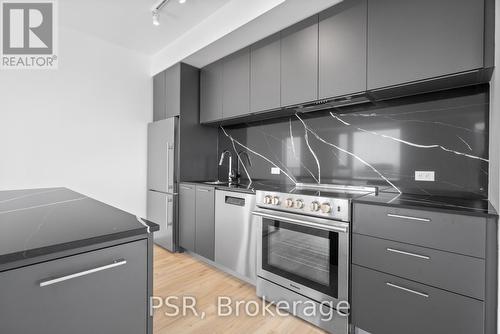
top-left (236, 151), bottom-right (252, 182)
top-left (219, 150), bottom-right (237, 183)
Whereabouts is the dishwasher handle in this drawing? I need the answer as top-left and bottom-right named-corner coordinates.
top-left (224, 195), bottom-right (246, 207)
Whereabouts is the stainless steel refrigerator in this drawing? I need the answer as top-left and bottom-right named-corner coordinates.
top-left (147, 117), bottom-right (178, 252)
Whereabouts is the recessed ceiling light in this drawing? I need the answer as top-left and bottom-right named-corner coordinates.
top-left (152, 10), bottom-right (160, 26)
top-left (179, 0), bottom-right (186, 3)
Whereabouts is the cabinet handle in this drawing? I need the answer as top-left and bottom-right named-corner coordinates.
top-left (197, 188), bottom-right (212, 192)
top-left (386, 282), bottom-right (429, 298)
top-left (387, 213), bottom-right (430, 222)
top-left (39, 259), bottom-right (127, 287)
top-left (386, 248), bottom-right (430, 260)
top-left (180, 186), bottom-right (193, 190)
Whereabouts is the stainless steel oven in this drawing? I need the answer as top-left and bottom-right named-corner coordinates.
top-left (251, 185), bottom-right (372, 334)
top-left (253, 208), bottom-right (349, 306)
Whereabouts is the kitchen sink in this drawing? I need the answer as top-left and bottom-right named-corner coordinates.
top-left (203, 181), bottom-right (228, 185)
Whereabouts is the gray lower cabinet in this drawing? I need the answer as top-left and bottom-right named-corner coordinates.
top-left (200, 60), bottom-right (223, 123)
top-left (353, 203), bottom-right (486, 258)
top-left (352, 264), bottom-right (484, 334)
top-left (280, 15), bottom-right (319, 107)
top-left (0, 240), bottom-right (147, 334)
top-left (352, 202), bottom-right (497, 334)
top-left (179, 183), bottom-right (215, 260)
top-left (250, 33), bottom-right (281, 113)
top-left (352, 233), bottom-right (485, 300)
top-left (367, 0), bottom-right (485, 89)
top-left (222, 48), bottom-right (250, 119)
top-left (318, 0), bottom-right (367, 99)
top-left (195, 186), bottom-right (215, 260)
top-left (179, 183), bottom-right (196, 252)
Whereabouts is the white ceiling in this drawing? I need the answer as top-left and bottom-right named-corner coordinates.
top-left (60, 0), bottom-right (231, 55)
top-left (181, 0), bottom-right (343, 68)
top-left (59, 0), bottom-right (345, 74)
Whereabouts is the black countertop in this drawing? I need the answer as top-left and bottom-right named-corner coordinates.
top-left (189, 180), bottom-right (498, 218)
top-left (0, 188), bottom-right (159, 266)
top-left (354, 191), bottom-right (497, 218)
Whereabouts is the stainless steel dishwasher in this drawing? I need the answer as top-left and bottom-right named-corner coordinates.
top-left (215, 190), bottom-right (257, 284)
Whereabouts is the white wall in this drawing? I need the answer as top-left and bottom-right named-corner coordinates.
top-left (151, 0), bottom-right (286, 74)
top-left (0, 27), bottom-right (152, 216)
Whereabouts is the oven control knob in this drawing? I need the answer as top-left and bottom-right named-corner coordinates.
top-left (285, 198), bottom-right (294, 208)
top-left (264, 195), bottom-right (272, 205)
top-left (320, 203), bottom-right (332, 213)
top-left (272, 196), bottom-right (280, 206)
top-left (310, 201), bottom-right (320, 212)
top-left (294, 199), bottom-right (304, 209)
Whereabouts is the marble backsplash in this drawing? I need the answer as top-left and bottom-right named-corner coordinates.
top-left (218, 85), bottom-right (489, 199)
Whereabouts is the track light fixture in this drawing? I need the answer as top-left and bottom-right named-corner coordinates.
top-left (152, 10), bottom-right (160, 26)
top-left (152, 0), bottom-right (187, 26)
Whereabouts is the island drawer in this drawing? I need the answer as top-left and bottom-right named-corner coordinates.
top-left (353, 203), bottom-right (486, 258)
top-left (0, 240), bottom-right (148, 334)
top-left (352, 265), bottom-right (484, 334)
top-left (352, 233), bottom-right (485, 299)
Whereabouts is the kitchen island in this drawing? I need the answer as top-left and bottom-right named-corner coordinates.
top-left (0, 187), bottom-right (158, 334)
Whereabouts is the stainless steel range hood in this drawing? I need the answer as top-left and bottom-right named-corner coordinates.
top-left (289, 93), bottom-right (372, 114)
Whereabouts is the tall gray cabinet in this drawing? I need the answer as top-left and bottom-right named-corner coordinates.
top-left (150, 63), bottom-right (218, 253)
top-left (152, 62), bottom-right (219, 182)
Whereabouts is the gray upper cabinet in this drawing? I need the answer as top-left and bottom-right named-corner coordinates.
top-left (197, 0), bottom-right (492, 124)
top-left (153, 65), bottom-right (181, 121)
top-left (200, 60), bottom-right (223, 123)
top-left (319, 0), bottom-right (367, 99)
top-left (179, 183), bottom-right (196, 252)
top-left (165, 64), bottom-right (181, 118)
top-left (250, 33), bottom-right (281, 113)
top-left (367, 0), bottom-right (485, 90)
top-left (195, 186), bottom-right (215, 261)
top-left (281, 15), bottom-right (319, 107)
top-left (153, 71), bottom-right (166, 121)
top-left (222, 48), bottom-right (250, 119)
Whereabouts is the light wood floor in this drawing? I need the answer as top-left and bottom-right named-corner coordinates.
top-left (153, 246), bottom-right (327, 334)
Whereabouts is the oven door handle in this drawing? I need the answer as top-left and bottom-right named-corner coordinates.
top-left (252, 210), bottom-right (348, 233)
